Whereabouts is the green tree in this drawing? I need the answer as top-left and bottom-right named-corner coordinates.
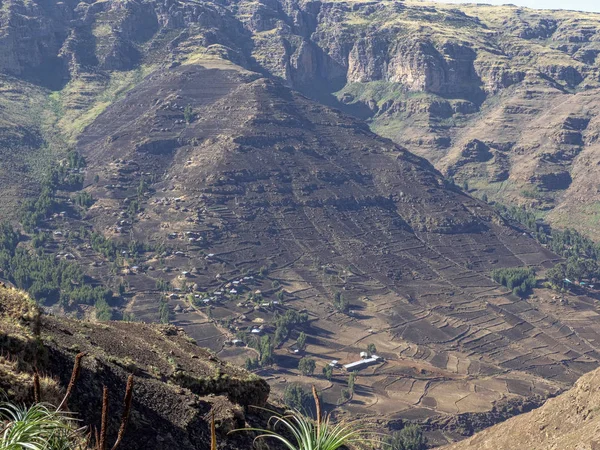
top-left (384, 424), bottom-right (427, 450)
top-left (183, 105), bottom-right (194, 123)
top-left (367, 343), bottom-right (377, 355)
top-left (158, 299), bottom-right (170, 324)
top-left (547, 263), bottom-right (566, 287)
top-left (296, 332), bottom-right (307, 351)
top-left (260, 335), bottom-right (273, 366)
top-left (298, 358), bottom-right (316, 376)
top-left (490, 267), bottom-right (536, 298)
top-left (95, 298), bottom-right (113, 321)
top-left (333, 291), bottom-right (349, 313)
top-left (348, 371), bottom-right (356, 393)
top-left (322, 365), bottom-right (333, 381)
top-left (338, 388), bottom-right (351, 405)
top-left (245, 357), bottom-right (259, 370)
top-left (283, 384), bottom-right (311, 411)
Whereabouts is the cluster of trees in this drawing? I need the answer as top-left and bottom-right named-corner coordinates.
top-left (156, 279), bottom-right (170, 291)
top-left (90, 232), bottom-right (118, 260)
top-left (245, 335), bottom-right (274, 369)
top-left (490, 267), bottom-right (536, 298)
top-left (19, 152), bottom-right (87, 231)
top-left (296, 331), bottom-right (307, 351)
top-left (273, 309), bottom-right (309, 346)
top-left (158, 299), bottom-right (170, 324)
top-left (338, 372), bottom-right (356, 405)
top-left (494, 203), bottom-right (600, 287)
top-left (183, 105), bottom-right (194, 124)
top-left (19, 185), bottom-right (59, 232)
top-left (66, 150), bottom-right (86, 169)
top-left (283, 384), bottom-right (312, 411)
top-left (72, 191), bottom-right (94, 208)
top-left (298, 357), bottom-right (316, 376)
top-left (546, 257), bottom-right (600, 288)
top-left (333, 291), bottom-right (349, 313)
top-left (384, 424), bottom-right (427, 450)
top-left (0, 223), bottom-right (113, 309)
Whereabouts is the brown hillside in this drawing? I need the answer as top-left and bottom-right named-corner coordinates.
top-left (440, 366), bottom-right (600, 450)
top-left (0, 0), bottom-right (599, 445)
top-left (62, 60), bottom-right (600, 445)
top-left (0, 284), bottom-right (270, 450)
top-left (0, 0), bottom-right (600, 234)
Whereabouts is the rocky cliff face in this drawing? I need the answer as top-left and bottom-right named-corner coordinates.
top-left (2, 0), bottom-right (599, 234)
top-left (224, 0), bottom-right (600, 235)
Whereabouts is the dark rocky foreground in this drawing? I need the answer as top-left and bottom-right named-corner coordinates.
top-left (0, 285), bottom-right (271, 450)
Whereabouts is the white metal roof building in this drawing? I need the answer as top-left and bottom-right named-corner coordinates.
top-left (343, 355), bottom-right (383, 371)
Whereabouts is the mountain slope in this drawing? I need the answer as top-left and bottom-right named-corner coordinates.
top-left (61, 60), bottom-right (600, 442)
top-left (0, 0), bottom-right (600, 445)
top-left (440, 365), bottom-right (600, 450)
top-left (1, 0), bottom-right (600, 235)
top-left (247, 0), bottom-right (600, 236)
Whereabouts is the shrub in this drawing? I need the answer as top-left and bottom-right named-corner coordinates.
top-left (490, 267), bottom-right (536, 298)
top-left (384, 424), bottom-right (427, 450)
top-left (298, 358), bottom-right (316, 376)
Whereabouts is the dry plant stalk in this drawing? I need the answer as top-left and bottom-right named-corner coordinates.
top-left (111, 375), bottom-right (134, 450)
top-left (94, 427), bottom-right (100, 450)
top-left (33, 371), bottom-right (40, 403)
top-left (98, 386), bottom-right (109, 450)
top-left (312, 385), bottom-right (321, 437)
top-left (211, 409), bottom-right (217, 450)
top-left (57, 352), bottom-right (87, 411)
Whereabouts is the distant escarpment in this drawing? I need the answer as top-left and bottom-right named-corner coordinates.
top-left (2, 0), bottom-right (600, 234)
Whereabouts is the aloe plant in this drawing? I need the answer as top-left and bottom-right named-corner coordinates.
top-left (0, 402), bottom-right (81, 450)
top-left (233, 386), bottom-right (372, 450)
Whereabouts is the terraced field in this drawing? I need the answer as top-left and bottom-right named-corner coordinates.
top-left (34, 62), bottom-right (598, 445)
